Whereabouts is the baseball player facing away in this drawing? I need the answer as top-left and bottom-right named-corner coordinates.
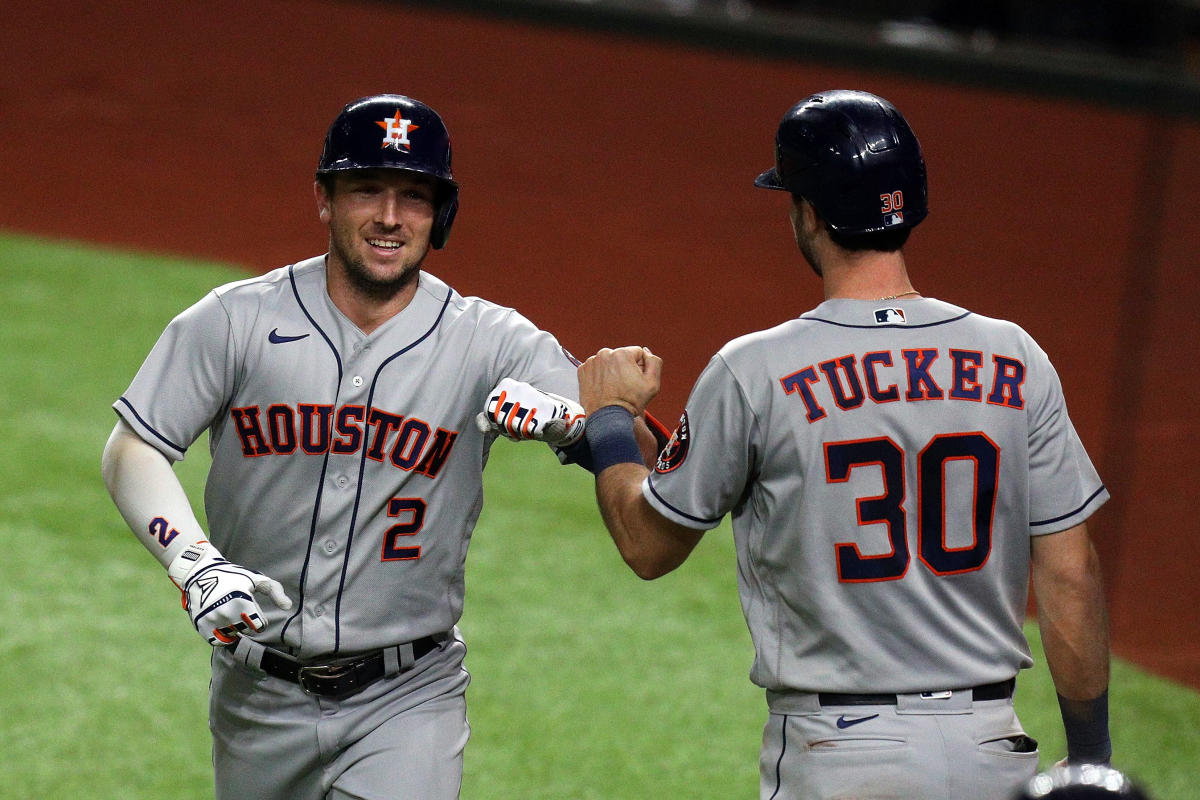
top-left (576, 91), bottom-right (1113, 800)
top-left (100, 94), bottom-right (606, 800)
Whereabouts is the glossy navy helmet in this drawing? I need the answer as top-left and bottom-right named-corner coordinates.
top-left (317, 94), bottom-right (459, 249)
top-left (755, 89), bottom-right (928, 235)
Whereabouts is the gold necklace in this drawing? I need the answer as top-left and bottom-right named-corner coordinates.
top-left (877, 290), bottom-right (919, 301)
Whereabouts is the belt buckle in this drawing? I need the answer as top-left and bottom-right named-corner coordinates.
top-left (920, 690), bottom-right (954, 700)
top-left (297, 662), bottom-right (356, 697)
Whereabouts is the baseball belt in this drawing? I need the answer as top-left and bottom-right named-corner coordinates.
top-left (255, 635), bottom-right (445, 700)
top-left (817, 678), bottom-right (1015, 707)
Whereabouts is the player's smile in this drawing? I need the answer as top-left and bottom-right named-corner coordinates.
top-left (363, 233), bottom-right (410, 261)
top-left (367, 237), bottom-right (404, 251)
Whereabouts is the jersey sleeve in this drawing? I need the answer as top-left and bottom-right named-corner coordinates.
top-left (642, 353), bottom-right (756, 530)
top-left (486, 308), bottom-right (580, 400)
top-left (1025, 346), bottom-right (1109, 533)
top-left (114, 290), bottom-right (237, 461)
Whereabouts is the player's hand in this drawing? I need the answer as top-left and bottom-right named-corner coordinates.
top-left (167, 541), bottom-right (293, 647)
top-left (578, 346), bottom-right (662, 416)
top-left (474, 378), bottom-right (587, 447)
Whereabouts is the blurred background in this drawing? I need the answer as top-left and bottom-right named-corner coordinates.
top-left (423, 0), bottom-right (1200, 106)
top-left (2, 2), bottom-right (1198, 797)
top-left (3, 0), bottom-right (1197, 715)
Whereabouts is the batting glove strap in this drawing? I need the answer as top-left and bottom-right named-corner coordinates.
top-left (555, 435), bottom-right (596, 472)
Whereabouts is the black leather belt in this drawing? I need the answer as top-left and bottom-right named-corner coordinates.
top-left (818, 678), bottom-right (1015, 707)
top-left (258, 636), bottom-right (442, 700)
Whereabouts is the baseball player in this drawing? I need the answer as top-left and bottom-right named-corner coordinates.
top-left (576, 91), bottom-right (1113, 799)
top-left (101, 94), bottom-right (598, 800)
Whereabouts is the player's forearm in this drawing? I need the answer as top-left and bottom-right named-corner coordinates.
top-left (1031, 524), bottom-right (1110, 699)
top-left (596, 462), bottom-right (663, 578)
top-left (1031, 522), bottom-right (1111, 763)
top-left (595, 464), bottom-right (700, 580)
top-left (101, 420), bottom-right (206, 569)
top-left (584, 403), bottom-right (701, 578)
top-left (1037, 593), bottom-right (1110, 700)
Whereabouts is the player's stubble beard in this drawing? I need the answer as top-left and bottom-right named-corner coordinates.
top-left (797, 235), bottom-right (823, 278)
top-left (793, 220), bottom-right (824, 278)
top-left (790, 198), bottom-right (823, 278)
top-left (329, 230), bottom-right (428, 303)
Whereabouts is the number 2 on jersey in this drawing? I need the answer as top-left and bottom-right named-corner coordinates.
top-left (382, 497), bottom-right (426, 561)
top-left (824, 433), bottom-right (998, 582)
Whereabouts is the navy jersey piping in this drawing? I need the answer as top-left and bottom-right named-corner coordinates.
top-left (1030, 485), bottom-right (1108, 528)
top-left (334, 285), bottom-right (454, 654)
top-left (767, 714), bottom-right (787, 800)
top-left (279, 263), bottom-right (345, 647)
top-left (116, 396), bottom-right (187, 456)
top-left (803, 310), bottom-right (973, 330)
top-left (645, 476), bottom-right (724, 526)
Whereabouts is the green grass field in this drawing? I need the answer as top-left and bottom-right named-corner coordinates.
top-left (1, 231), bottom-right (1196, 799)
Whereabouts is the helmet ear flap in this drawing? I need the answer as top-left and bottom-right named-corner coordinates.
top-left (431, 192), bottom-right (458, 250)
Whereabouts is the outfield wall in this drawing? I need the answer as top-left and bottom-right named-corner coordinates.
top-left (3, 0), bottom-right (1197, 687)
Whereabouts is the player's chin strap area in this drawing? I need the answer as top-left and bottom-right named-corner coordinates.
top-left (230, 634), bottom-right (450, 701)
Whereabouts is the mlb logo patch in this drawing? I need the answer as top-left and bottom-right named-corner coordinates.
top-left (874, 307), bottom-right (906, 325)
top-left (883, 211), bottom-right (905, 227)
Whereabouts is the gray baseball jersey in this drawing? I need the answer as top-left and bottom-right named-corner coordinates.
top-left (643, 297), bottom-right (1108, 696)
top-left (116, 256), bottom-right (578, 659)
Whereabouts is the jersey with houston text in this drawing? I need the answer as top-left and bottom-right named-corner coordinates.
top-left (643, 297), bottom-right (1108, 696)
top-left (116, 256), bottom-right (578, 658)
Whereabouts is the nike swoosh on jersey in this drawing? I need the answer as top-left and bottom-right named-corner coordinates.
top-left (268, 328), bottom-right (310, 344)
top-left (836, 714), bottom-right (880, 729)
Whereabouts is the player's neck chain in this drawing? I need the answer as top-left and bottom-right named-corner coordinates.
top-left (877, 290), bottom-right (920, 301)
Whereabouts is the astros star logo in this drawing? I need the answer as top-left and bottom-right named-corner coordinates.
top-left (377, 109), bottom-right (419, 151)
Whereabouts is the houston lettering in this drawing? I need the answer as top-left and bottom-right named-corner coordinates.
top-left (229, 402), bottom-right (459, 478)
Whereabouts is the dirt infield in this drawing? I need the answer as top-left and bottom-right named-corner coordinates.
top-left (5, 0), bottom-right (1198, 688)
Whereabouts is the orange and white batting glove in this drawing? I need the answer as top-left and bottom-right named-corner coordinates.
top-left (475, 378), bottom-right (586, 447)
top-left (167, 541), bottom-right (293, 647)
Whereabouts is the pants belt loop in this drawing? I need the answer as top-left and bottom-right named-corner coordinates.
top-left (766, 689), bottom-right (823, 715)
top-left (383, 645), bottom-right (401, 677)
top-left (396, 641), bottom-right (416, 672)
top-left (234, 636), bottom-right (266, 671)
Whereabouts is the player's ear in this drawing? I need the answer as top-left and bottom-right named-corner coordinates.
top-left (314, 179), bottom-right (332, 223)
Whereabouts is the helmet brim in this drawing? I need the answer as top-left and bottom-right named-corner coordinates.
top-left (754, 167), bottom-right (787, 190)
top-left (315, 163), bottom-right (459, 189)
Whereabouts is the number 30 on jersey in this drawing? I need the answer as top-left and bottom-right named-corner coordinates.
top-left (825, 432), bottom-right (998, 582)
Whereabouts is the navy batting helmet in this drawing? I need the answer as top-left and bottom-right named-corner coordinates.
top-left (754, 90), bottom-right (928, 235)
top-left (317, 94), bottom-right (459, 249)
top-left (1015, 765), bottom-right (1151, 800)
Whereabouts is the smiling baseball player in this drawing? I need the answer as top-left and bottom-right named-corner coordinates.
top-left (102, 94), bottom-right (591, 800)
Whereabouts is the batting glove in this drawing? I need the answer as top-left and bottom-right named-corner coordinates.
top-left (475, 378), bottom-right (586, 447)
top-left (167, 541), bottom-right (293, 647)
